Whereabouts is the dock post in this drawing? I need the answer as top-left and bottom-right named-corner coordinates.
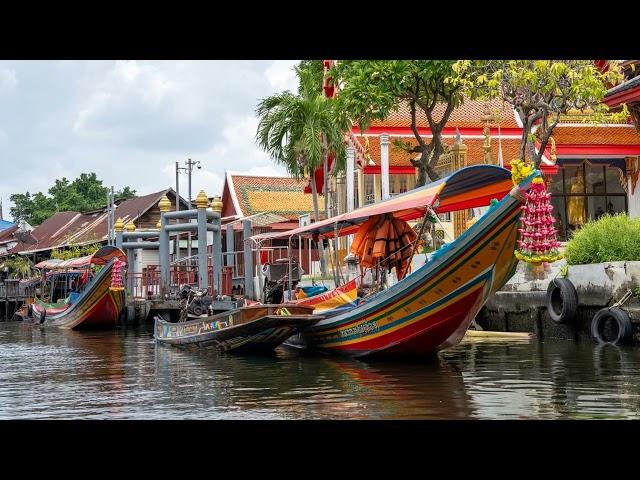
top-left (115, 218), bottom-right (124, 250)
top-left (226, 223), bottom-right (234, 272)
top-left (158, 195), bottom-right (171, 298)
top-left (242, 219), bottom-right (254, 301)
top-left (125, 221), bottom-right (136, 294)
top-left (196, 190), bottom-right (209, 291)
top-left (210, 196), bottom-right (223, 296)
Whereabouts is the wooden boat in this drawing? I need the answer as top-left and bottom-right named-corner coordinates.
top-left (154, 304), bottom-right (321, 353)
top-left (30, 246), bottom-right (127, 329)
top-left (252, 165), bottom-right (539, 358)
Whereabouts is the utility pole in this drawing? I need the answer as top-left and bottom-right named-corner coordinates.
top-left (176, 158), bottom-right (201, 266)
top-left (187, 158), bottom-right (193, 264)
top-left (106, 190), bottom-right (111, 245)
top-left (111, 186), bottom-right (115, 246)
top-left (175, 161), bottom-right (180, 263)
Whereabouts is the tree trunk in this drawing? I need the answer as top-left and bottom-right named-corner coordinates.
top-left (310, 174), bottom-right (328, 277)
top-left (527, 139), bottom-right (542, 167)
top-left (415, 148), bottom-right (441, 187)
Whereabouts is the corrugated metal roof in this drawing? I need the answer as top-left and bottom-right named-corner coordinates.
top-left (0, 225), bottom-right (18, 243)
top-left (9, 188), bottom-right (179, 255)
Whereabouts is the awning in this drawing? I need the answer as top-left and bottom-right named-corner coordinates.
top-left (34, 246), bottom-right (127, 270)
top-left (250, 165), bottom-right (513, 242)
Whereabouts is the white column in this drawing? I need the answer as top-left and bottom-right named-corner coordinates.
top-left (346, 147), bottom-right (355, 213)
top-left (629, 172), bottom-right (640, 219)
top-left (374, 175), bottom-right (382, 202)
top-left (357, 167), bottom-right (365, 208)
top-left (346, 147), bottom-right (356, 253)
top-left (380, 133), bottom-right (390, 200)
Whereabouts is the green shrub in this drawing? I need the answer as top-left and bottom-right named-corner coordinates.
top-left (564, 213), bottom-right (640, 265)
top-left (3, 256), bottom-right (34, 279)
top-left (51, 243), bottom-right (101, 260)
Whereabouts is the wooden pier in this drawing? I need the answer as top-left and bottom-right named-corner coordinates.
top-left (0, 280), bottom-right (27, 321)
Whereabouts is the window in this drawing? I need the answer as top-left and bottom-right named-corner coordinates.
top-left (364, 175), bottom-right (375, 204)
top-left (546, 161), bottom-right (627, 241)
top-left (399, 175), bottom-right (408, 193)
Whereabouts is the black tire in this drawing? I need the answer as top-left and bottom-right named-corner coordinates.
top-left (591, 307), bottom-right (633, 345)
top-left (546, 278), bottom-right (578, 324)
top-left (39, 309), bottom-right (46, 324)
top-left (191, 305), bottom-right (204, 316)
top-left (27, 304), bottom-right (33, 317)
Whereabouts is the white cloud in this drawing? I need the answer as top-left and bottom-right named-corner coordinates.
top-left (264, 60), bottom-right (299, 92)
top-left (0, 67), bottom-right (17, 95)
top-left (0, 60), bottom-right (299, 221)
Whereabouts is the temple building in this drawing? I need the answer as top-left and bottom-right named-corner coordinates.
top-left (220, 172), bottom-right (324, 275)
top-left (335, 94), bottom-right (640, 242)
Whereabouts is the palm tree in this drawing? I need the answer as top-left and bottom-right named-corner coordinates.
top-left (256, 65), bottom-right (349, 277)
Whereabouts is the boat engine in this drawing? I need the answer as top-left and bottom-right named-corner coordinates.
top-left (180, 285), bottom-right (213, 318)
top-left (262, 258), bottom-right (303, 304)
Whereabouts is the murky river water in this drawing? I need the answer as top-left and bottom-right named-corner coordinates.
top-left (1, 322), bottom-right (639, 419)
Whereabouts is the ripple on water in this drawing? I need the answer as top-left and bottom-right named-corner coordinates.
top-left (2, 323), bottom-right (640, 419)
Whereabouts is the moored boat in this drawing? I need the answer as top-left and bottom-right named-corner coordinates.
top-left (253, 165), bottom-right (539, 358)
top-left (30, 246), bottom-right (127, 329)
top-left (154, 304), bottom-right (321, 353)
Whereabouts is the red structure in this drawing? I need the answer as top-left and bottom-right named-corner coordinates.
top-left (305, 60), bottom-right (336, 196)
top-left (515, 178), bottom-right (562, 264)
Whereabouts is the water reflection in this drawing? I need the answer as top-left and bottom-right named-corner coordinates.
top-left (1, 322), bottom-right (640, 419)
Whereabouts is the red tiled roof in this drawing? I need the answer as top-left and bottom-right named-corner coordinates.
top-left (551, 125), bottom-right (640, 145)
top-left (361, 135), bottom-right (523, 168)
top-left (227, 174), bottom-right (323, 221)
top-left (9, 189), bottom-right (178, 254)
top-left (364, 97), bottom-right (519, 129)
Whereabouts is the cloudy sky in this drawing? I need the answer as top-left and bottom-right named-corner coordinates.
top-left (0, 60), bottom-right (300, 221)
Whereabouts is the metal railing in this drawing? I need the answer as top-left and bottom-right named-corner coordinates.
top-left (126, 246), bottom-right (300, 300)
top-left (128, 264), bottom-right (236, 299)
top-left (128, 266), bottom-right (198, 299)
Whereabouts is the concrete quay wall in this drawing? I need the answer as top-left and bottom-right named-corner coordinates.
top-left (479, 261), bottom-right (640, 343)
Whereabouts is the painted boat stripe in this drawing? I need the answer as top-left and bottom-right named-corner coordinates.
top-left (316, 203), bottom-right (520, 335)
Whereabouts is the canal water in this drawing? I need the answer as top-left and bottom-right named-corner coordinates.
top-left (1, 322), bottom-right (639, 419)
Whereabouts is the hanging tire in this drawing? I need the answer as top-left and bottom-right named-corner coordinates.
top-left (546, 278), bottom-right (578, 324)
top-left (39, 309), bottom-right (46, 324)
top-left (591, 307), bottom-right (633, 345)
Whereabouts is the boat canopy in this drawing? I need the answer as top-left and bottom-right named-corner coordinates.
top-left (34, 246), bottom-right (127, 270)
top-left (250, 165), bottom-right (513, 242)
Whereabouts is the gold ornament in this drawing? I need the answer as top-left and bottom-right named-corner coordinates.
top-left (158, 195), bottom-right (171, 212)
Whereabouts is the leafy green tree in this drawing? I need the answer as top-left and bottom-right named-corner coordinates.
top-left (9, 193), bottom-right (34, 224)
top-left (256, 64), bottom-right (349, 276)
top-left (30, 192), bottom-right (56, 225)
top-left (297, 60), bottom-right (324, 95)
top-left (3, 255), bottom-right (34, 279)
top-left (333, 60), bottom-right (467, 185)
top-left (51, 243), bottom-right (102, 260)
top-left (10, 173), bottom-right (136, 225)
top-left (115, 186), bottom-right (136, 201)
top-left (452, 60), bottom-right (628, 167)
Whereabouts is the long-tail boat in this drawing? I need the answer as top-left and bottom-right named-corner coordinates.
top-left (30, 246), bottom-right (127, 329)
top-left (154, 305), bottom-right (320, 353)
top-left (251, 165), bottom-right (538, 358)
